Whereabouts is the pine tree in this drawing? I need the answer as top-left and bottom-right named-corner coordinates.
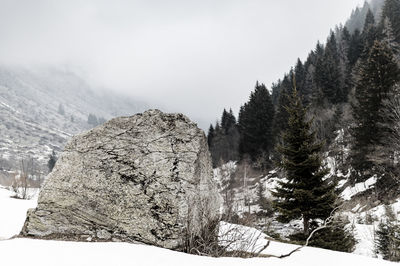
top-left (272, 74), bottom-right (293, 139)
top-left (350, 40), bottom-right (400, 178)
top-left (209, 122), bottom-right (223, 166)
top-left (314, 42), bottom-right (329, 105)
top-left (307, 217), bottom-right (356, 252)
top-left (47, 150), bottom-right (57, 173)
top-left (302, 50), bottom-right (318, 107)
top-left (257, 180), bottom-right (272, 215)
top-left (271, 81), bottom-right (281, 106)
top-left (348, 29), bottom-right (364, 67)
top-left (208, 109), bottom-right (240, 167)
top-left (375, 205), bottom-right (400, 261)
top-left (295, 59), bottom-right (307, 103)
top-left (345, 1), bottom-right (372, 34)
top-left (338, 26), bottom-right (352, 100)
top-left (361, 9), bottom-right (378, 58)
top-left (322, 32), bottom-right (344, 103)
top-left (207, 124), bottom-right (215, 147)
top-left (382, 17), bottom-right (400, 61)
top-left (273, 88), bottom-right (336, 235)
top-left (238, 82), bottom-right (275, 165)
top-left (381, 0), bottom-right (400, 44)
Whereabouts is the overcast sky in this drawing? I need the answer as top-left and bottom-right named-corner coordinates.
top-left (0, 0), bottom-right (366, 128)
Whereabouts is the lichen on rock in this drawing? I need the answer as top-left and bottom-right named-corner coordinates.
top-left (21, 109), bottom-right (221, 250)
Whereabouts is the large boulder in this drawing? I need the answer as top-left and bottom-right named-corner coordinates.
top-left (21, 109), bottom-right (221, 249)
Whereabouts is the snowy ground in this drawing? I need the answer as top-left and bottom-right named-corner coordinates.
top-left (0, 187), bottom-right (37, 240)
top-left (0, 186), bottom-right (397, 266)
top-left (340, 175), bottom-right (377, 201)
top-left (2, 238), bottom-right (398, 266)
top-left (344, 198), bottom-right (400, 258)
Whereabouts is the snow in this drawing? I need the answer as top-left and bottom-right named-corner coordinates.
top-left (0, 186), bottom-right (397, 266)
top-left (0, 237), bottom-right (397, 266)
top-left (341, 197), bottom-right (400, 258)
top-left (369, 199), bottom-right (400, 218)
top-left (340, 175), bottom-right (377, 200)
top-left (325, 156), bottom-right (337, 176)
top-left (353, 224), bottom-right (376, 258)
top-left (219, 221), bottom-right (301, 256)
top-left (0, 187), bottom-right (37, 240)
top-left (213, 161), bottom-right (237, 191)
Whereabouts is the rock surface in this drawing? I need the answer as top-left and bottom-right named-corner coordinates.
top-left (21, 109), bottom-right (221, 249)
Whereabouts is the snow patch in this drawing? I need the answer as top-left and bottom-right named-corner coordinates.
top-left (341, 175), bottom-right (377, 200)
top-left (0, 187), bottom-right (37, 240)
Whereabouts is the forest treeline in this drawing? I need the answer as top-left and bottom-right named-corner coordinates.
top-left (207, 0), bottom-right (400, 191)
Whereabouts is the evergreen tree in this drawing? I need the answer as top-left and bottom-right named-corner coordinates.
top-left (348, 29), bottom-right (364, 67)
top-left (361, 9), bottom-right (378, 58)
top-left (207, 124), bottom-right (215, 147)
top-left (321, 32), bottom-right (344, 103)
top-left (375, 205), bottom-right (400, 261)
top-left (289, 216), bottom-right (356, 252)
top-left (313, 42), bottom-right (328, 105)
top-left (208, 109), bottom-right (240, 167)
top-left (302, 51), bottom-right (318, 107)
top-left (350, 40), bottom-right (400, 178)
top-left (273, 74), bottom-right (293, 139)
top-left (257, 180), bottom-right (272, 215)
top-left (238, 82), bottom-right (275, 165)
top-left (381, 0), bottom-right (400, 44)
top-left (338, 26), bottom-right (352, 99)
top-left (221, 109), bottom-right (237, 134)
top-left (47, 150), bottom-right (57, 173)
top-left (345, 2), bottom-right (372, 34)
top-left (209, 122), bottom-right (223, 166)
top-left (271, 81), bottom-right (281, 106)
top-left (273, 88), bottom-right (336, 235)
top-left (382, 17), bottom-right (400, 60)
top-left (308, 220), bottom-right (355, 252)
top-left (295, 58), bottom-right (307, 103)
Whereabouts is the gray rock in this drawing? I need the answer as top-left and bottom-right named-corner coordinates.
top-left (21, 109), bottom-right (221, 249)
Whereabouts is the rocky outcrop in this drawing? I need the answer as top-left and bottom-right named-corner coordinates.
top-left (21, 109), bottom-right (221, 250)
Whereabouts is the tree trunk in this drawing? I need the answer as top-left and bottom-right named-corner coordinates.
top-left (303, 216), bottom-right (309, 235)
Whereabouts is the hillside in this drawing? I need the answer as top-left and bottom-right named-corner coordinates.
top-left (0, 66), bottom-right (147, 177)
top-left (214, 159), bottom-right (400, 258)
top-left (208, 0), bottom-right (400, 262)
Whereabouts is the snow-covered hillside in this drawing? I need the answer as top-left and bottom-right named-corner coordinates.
top-left (0, 66), bottom-right (148, 174)
top-left (0, 186), bottom-right (396, 266)
top-left (213, 159), bottom-right (400, 260)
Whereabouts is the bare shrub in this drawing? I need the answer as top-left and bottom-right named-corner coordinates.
top-left (183, 194), bottom-right (221, 256)
top-left (218, 221), bottom-right (270, 258)
top-left (10, 158), bottom-right (38, 199)
top-left (183, 194), bottom-right (268, 258)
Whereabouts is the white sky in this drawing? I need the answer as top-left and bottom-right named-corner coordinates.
top-left (0, 0), bottom-right (366, 127)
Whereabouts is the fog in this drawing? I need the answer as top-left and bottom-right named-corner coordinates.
top-left (0, 0), bottom-right (365, 127)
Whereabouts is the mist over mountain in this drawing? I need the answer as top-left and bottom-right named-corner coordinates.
top-left (0, 65), bottom-right (148, 172)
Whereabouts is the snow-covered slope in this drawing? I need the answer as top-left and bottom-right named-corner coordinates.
top-left (0, 66), bottom-right (148, 173)
top-left (0, 186), bottom-right (396, 266)
top-left (213, 158), bottom-right (400, 260)
top-left (1, 238), bottom-right (397, 266)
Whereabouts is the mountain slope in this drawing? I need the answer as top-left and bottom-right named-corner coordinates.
top-left (0, 66), bottom-right (148, 173)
